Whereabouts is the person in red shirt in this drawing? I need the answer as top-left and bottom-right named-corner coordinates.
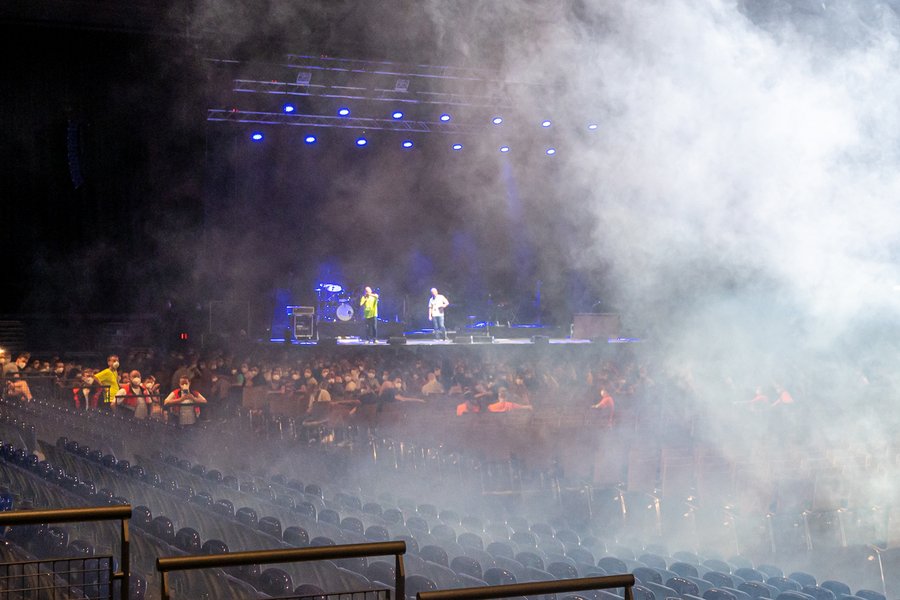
top-left (591, 387), bottom-right (615, 427)
top-left (487, 387), bottom-right (532, 412)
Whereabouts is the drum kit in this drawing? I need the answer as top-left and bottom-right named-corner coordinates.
top-left (315, 283), bottom-right (355, 323)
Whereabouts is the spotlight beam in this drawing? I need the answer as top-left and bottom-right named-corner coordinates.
top-left (208, 109), bottom-right (486, 134)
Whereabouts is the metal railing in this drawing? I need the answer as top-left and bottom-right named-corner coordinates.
top-left (156, 540), bottom-right (406, 600)
top-left (418, 574), bottom-right (635, 600)
top-left (0, 505), bottom-right (132, 600)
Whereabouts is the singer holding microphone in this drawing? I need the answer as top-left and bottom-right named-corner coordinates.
top-left (360, 286), bottom-right (379, 343)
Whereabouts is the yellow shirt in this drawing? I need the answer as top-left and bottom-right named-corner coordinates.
top-left (360, 294), bottom-right (379, 319)
top-left (93, 368), bottom-right (119, 404)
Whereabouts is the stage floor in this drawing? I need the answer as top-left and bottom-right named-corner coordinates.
top-left (267, 336), bottom-right (638, 346)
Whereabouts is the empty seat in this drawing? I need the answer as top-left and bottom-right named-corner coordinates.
top-left (259, 516), bottom-right (283, 539)
top-left (739, 581), bottom-right (773, 599)
top-left (458, 532), bottom-right (484, 550)
top-left (421, 545), bottom-right (449, 567)
top-left (213, 499), bottom-right (234, 518)
top-left (855, 590), bottom-right (886, 600)
top-left (672, 562), bottom-right (700, 578)
top-left (768, 578), bottom-right (802, 593)
top-left (757, 565), bottom-right (783, 579)
top-left (548, 561), bottom-right (579, 579)
top-left (705, 590), bottom-right (738, 600)
top-left (284, 526), bottom-right (309, 547)
top-left (487, 541), bottom-right (515, 559)
top-left (151, 516), bottom-right (175, 544)
top-left (819, 582), bottom-right (850, 598)
top-left (632, 566), bottom-right (662, 585)
top-left (640, 554), bottom-right (668, 570)
top-left (295, 501), bottom-right (317, 520)
top-left (174, 528), bottom-right (201, 553)
top-left (132, 506), bottom-right (152, 530)
top-left (484, 567), bottom-right (517, 585)
top-left (236, 507), bottom-right (258, 528)
top-left (705, 572), bottom-right (736, 588)
top-left (598, 556), bottom-right (628, 574)
top-left (259, 568), bottom-right (293, 596)
top-left (405, 574), bottom-right (437, 599)
top-left (801, 587), bottom-right (834, 600)
top-left (451, 556), bottom-right (483, 580)
top-left (201, 539), bottom-right (228, 554)
top-left (668, 576), bottom-right (701, 596)
top-left (788, 573), bottom-right (817, 588)
top-left (516, 551), bottom-right (544, 570)
top-left (366, 525), bottom-right (390, 542)
top-left (341, 517), bottom-right (364, 535)
top-left (736, 568), bottom-right (766, 583)
top-left (366, 560), bottom-right (396, 585)
top-left (318, 508), bottom-right (341, 526)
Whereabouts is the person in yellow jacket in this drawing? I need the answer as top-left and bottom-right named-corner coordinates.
top-left (359, 286), bottom-right (379, 343)
top-left (92, 355), bottom-right (120, 408)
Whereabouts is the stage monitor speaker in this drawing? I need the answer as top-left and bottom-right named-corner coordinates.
top-left (317, 336), bottom-right (337, 346)
top-left (472, 335), bottom-right (494, 344)
top-left (531, 335), bottom-right (550, 345)
top-left (388, 336), bottom-right (407, 345)
top-left (453, 335), bottom-right (472, 344)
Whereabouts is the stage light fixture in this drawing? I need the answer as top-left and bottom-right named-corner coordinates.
top-left (588, 123), bottom-right (599, 130)
top-left (500, 145), bottom-right (510, 153)
top-left (402, 140), bottom-right (414, 148)
top-left (440, 113), bottom-right (452, 122)
top-left (546, 147), bottom-right (556, 155)
top-left (251, 132), bottom-right (264, 141)
top-left (392, 111), bottom-right (404, 119)
top-left (356, 137), bottom-right (368, 146)
top-left (283, 103), bottom-right (295, 113)
top-left (452, 143), bottom-right (463, 150)
top-left (338, 107), bottom-right (351, 116)
top-left (492, 117), bottom-right (503, 125)
top-left (541, 120), bottom-right (552, 128)
top-left (304, 135), bottom-right (317, 144)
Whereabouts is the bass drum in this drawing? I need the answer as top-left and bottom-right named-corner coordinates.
top-left (336, 302), bottom-right (355, 322)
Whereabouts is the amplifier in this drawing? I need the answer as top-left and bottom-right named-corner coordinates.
top-left (292, 313), bottom-right (315, 339)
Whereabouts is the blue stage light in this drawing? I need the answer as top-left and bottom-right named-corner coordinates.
top-left (541, 120), bottom-right (552, 128)
top-left (338, 107), bottom-right (351, 116)
top-left (588, 123), bottom-right (599, 130)
top-left (283, 103), bottom-right (295, 113)
top-left (440, 113), bottom-right (451, 122)
top-left (500, 145), bottom-right (510, 153)
top-left (392, 111), bottom-right (404, 119)
top-left (546, 147), bottom-right (556, 155)
top-left (251, 132), bottom-right (263, 141)
top-left (492, 116), bottom-right (503, 125)
top-left (452, 143), bottom-right (463, 151)
top-left (304, 135), bottom-right (317, 144)
top-left (401, 140), bottom-right (414, 148)
top-left (356, 137), bottom-right (368, 146)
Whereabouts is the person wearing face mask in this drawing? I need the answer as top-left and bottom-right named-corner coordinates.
top-left (116, 370), bottom-right (151, 420)
top-left (72, 369), bottom-right (102, 410)
top-left (164, 376), bottom-right (207, 427)
top-left (93, 355), bottom-right (120, 408)
top-left (2, 354), bottom-right (29, 377)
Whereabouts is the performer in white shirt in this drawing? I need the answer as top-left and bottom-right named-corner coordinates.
top-left (427, 288), bottom-right (450, 341)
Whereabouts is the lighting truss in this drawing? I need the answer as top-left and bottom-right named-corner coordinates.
top-left (207, 109), bottom-right (486, 134)
top-left (206, 54), bottom-right (535, 133)
top-left (231, 79), bottom-right (512, 108)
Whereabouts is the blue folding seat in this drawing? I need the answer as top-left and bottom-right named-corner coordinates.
top-left (788, 573), bottom-right (817, 588)
top-left (598, 556), bottom-right (628, 574)
top-left (739, 581), bottom-right (773, 598)
top-left (516, 551), bottom-right (544, 570)
top-left (213, 499), bottom-right (234, 518)
top-left (319, 508), bottom-right (341, 527)
top-left (855, 590), bottom-right (885, 600)
top-left (704, 590), bottom-right (738, 600)
top-left (548, 561), bottom-right (579, 579)
top-left (672, 562), bottom-right (700, 578)
top-left (201, 539), bottom-right (228, 554)
top-left (819, 582), bottom-right (850, 598)
top-left (405, 574), bottom-right (438, 599)
top-left (132, 506), bottom-right (152, 530)
top-left (757, 565), bottom-right (783, 579)
top-left (383, 508), bottom-right (404, 526)
top-left (364, 502), bottom-right (384, 517)
top-left (421, 545), bottom-right (449, 567)
top-left (151, 516), bottom-right (175, 545)
top-left (366, 525), bottom-right (390, 542)
top-left (768, 578), bottom-right (802, 593)
top-left (487, 541), bottom-right (515, 559)
top-left (705, 572), bottom-right (736, 588)
top-left (459, 532), bottom-right (485, 550)
top-left (802, 586), bottom-right (834, 600)
top-left (633, 566), bottom-right (662, 585)
top-left (342, 517), bottom-right (365, 536)
top-left (640, 554), bottom-right (668, 570)
top-left (295, 501), bottom-right (317, 520)
top-left (451, 555), bottom-right (483, 580)
top-left (366, 560), bottom-right (396, 585)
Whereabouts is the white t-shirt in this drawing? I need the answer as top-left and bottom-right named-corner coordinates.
top-left (429, 294), bottom-right (449, 317)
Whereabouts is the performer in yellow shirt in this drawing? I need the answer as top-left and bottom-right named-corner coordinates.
top-left (359, 286), bottom-right (379, 343)
top-left (92, 355), bottom-right (120, 408)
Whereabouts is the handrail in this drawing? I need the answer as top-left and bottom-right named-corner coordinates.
top-left (156, 540), bottom-right (406, 600)
top-left (0, 505), bottom-right (131, 600)
top-left (418, 574), bottom-right (636, 600)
